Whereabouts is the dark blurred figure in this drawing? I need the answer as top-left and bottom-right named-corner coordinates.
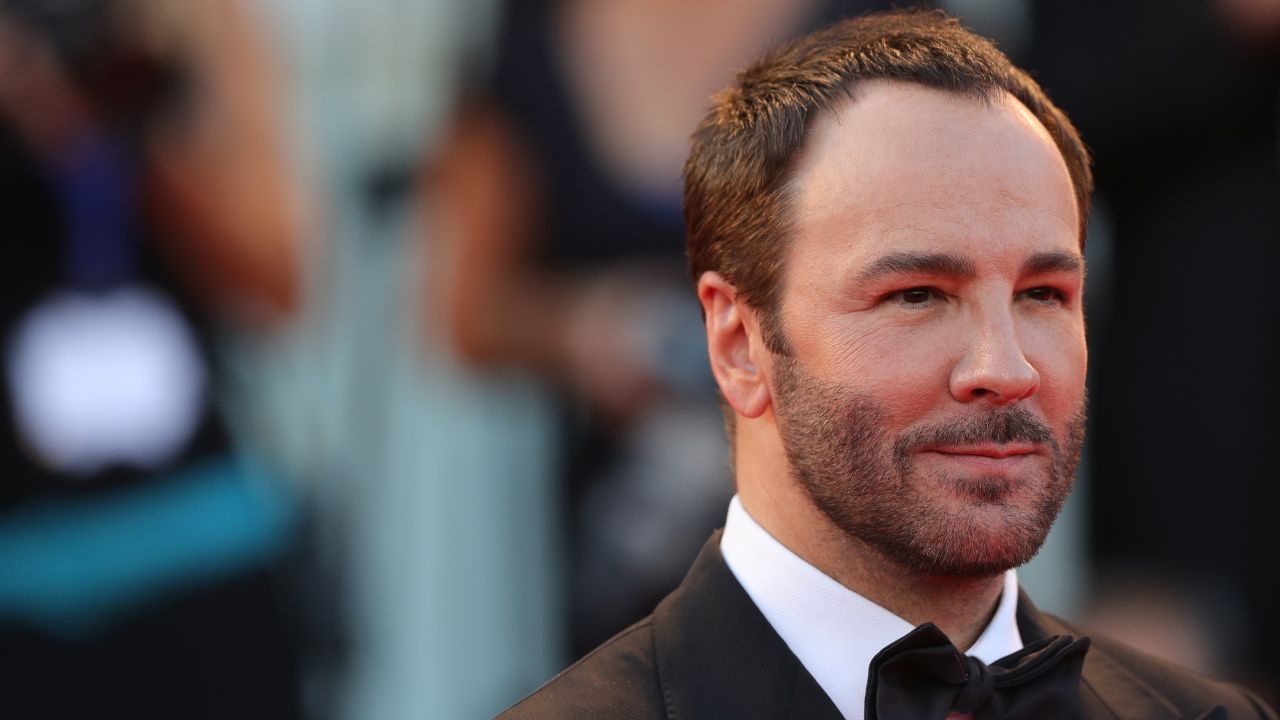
top-left (1027, 0), bottom-right (1280, 701)
top-left (0, 0), bottom-right (305, 717)
top-left (430, 0), bottom-right (911, 656)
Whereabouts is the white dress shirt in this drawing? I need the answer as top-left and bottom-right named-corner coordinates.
top-left (720, 495), bottom-right (1024, 720)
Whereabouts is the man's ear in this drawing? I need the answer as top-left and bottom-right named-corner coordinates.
top-left (698, 272), bottom-right (771, 419)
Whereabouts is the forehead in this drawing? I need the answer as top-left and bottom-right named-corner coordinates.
top-left (786, 81), bottom-right (1080, 275)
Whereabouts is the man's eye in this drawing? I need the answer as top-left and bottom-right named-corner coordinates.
top-left (1023, 287), bottom-right (1067, 304)
top-left (889, 287), bottom-right (940, 305)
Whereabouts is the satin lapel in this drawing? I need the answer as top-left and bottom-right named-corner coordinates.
top-left (652, 532), bottom-right (843, 720)
top-left (1016, 589), bottom-right (1180, 720)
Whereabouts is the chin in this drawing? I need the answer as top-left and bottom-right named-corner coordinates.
top-left (884, 504), bottom-right (1053, 577)
top-left (816, 480), bottom-right (1054, 577)
top-left (947, 473), bottom-right (1020, 505)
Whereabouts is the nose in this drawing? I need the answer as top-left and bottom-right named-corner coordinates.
top-left (949, 313), bottom-right (1040, 405)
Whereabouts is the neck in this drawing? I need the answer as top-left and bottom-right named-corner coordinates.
top-left (735, 421), bottom-right (1006, 651)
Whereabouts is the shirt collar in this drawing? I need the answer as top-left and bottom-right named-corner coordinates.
top-left (719, 495), bottom-right (1023, 720)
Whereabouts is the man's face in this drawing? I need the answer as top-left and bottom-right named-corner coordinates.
top-left (770, 82), bottom-right (1087, 577)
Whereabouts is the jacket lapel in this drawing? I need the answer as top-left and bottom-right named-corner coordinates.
top-left (1016, 589), bottom-right (1180, 720)
top-left (790, 665), bottom-right (848, 720)
top-left (652, 532), bottom-right (843, 720)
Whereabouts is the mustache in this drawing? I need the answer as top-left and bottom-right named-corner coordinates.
top-left (896, 407), bottom-right (1057, 452)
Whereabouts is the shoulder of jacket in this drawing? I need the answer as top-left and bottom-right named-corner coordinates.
top-left (495, 617), bottom-right (666, 720)
top-left (1050, 615), bottom-right (1278, 719)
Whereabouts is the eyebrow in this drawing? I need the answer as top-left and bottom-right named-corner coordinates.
top-left (1021, 251), bottom-right (1084, 276)
top-left (855, 252), bottom-right (978, 284)
top-left (854, 249), bottom-right (1086, 286)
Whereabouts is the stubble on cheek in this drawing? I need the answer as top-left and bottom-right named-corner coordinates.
top-left (772, 355), bottom-right (1086, 576)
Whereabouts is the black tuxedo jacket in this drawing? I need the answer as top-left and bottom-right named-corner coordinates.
top-left (499, 533), bottom-right (1277, 719)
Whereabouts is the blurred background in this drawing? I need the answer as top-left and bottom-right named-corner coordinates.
top-left (0, 0), bottom-right (1275, 717)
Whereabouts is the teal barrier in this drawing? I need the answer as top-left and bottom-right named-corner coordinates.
top-left (0, 455), bottom-right (297, 636)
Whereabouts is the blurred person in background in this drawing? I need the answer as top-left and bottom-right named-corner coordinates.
top-left (430, 0), bottom-right (906, 657)
top-left (1016, 0), bottom-right (1280, 701)
top-left (0, 0), bottom-right (306, 716)
top-left (229, 0), bottom-right (566, 716)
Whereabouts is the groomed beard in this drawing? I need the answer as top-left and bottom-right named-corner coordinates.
top-left (772, 355), bottom-right (1086, 577)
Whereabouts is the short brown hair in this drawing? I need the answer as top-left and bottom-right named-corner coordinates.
top-left (683, 9), bottom-right (1092, 354)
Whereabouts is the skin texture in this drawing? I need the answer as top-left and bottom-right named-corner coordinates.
top-left (699, 81), bottom-right (1087, 650)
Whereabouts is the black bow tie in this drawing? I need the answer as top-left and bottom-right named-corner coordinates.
top-left (865, 622), bottom-right (1090, 720)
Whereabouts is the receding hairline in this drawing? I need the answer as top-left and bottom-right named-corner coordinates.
top-left (782, 79), bottom-right (1082, 235)
top-left (683, 9), bottom-right (1092, 354)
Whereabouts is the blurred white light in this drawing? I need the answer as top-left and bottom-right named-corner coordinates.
top-left (6, 286), bottom-right (208, 477)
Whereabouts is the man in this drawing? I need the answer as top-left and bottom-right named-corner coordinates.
top-left (499, 10), bottom-right (1278, 719)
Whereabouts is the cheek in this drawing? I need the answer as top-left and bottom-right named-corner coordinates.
top-left (812, 320), bottom-right (960, 413)
top-left (1024, 323), bottom-right (1088, 412)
